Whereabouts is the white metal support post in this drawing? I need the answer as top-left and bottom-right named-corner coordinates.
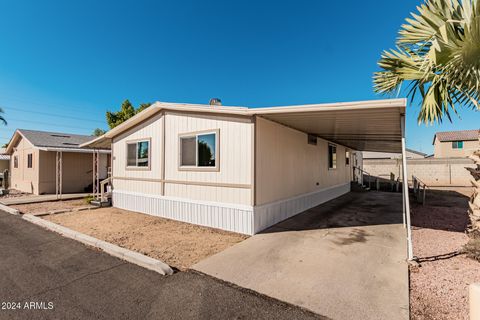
top-left (55, 151), bottom-right (63, 200)
top-left (401, 115), bottom-right (414, 261)
top-left (96, 150), bottom-right (100, 200)
top-left (92, 151), bottom-right (99, 200)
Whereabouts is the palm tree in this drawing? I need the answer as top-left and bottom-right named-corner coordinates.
top-left (373, 0), bottom-right (480, 238)
top-left (0, 107), bottom-right (7, 126)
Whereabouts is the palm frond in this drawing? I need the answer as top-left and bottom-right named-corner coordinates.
top-left (374, 0), bottom-right (480, 124)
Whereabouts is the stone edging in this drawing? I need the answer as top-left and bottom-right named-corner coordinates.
top-left (0, 203), bottom-right (20, 215)
top-left (22, 214), bottom-right (174, 276)
top-left (33, 206), bottom-right (97, 217)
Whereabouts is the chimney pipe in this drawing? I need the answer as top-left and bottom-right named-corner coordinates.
top-left (209, 98), bottom-right (222, 106)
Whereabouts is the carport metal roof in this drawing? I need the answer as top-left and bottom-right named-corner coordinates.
top-left (81, 98), bottom-right (406, 153)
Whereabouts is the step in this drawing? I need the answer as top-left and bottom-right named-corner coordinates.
top-left (90, 199), bottom-right (112, 207)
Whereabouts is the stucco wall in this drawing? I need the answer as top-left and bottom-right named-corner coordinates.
top-left (112, 111), bottom-right (253, 205)
top-left (10, 137), bottom-right (40, 194)
top-left (255, 117), bottom-right (352, 205)
top-left (363, 158), bottom-right (476, 186)
top-left (434, 137), bottom-right (479, 158)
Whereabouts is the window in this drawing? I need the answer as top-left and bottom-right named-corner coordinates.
top-left (180, 131), bottom-right (218, 169)
top-left (126, 140), bottom-right (150, 168)
top-left (345, 150), bottom-right (350, 166)
top-left (27, 153), bottom-right (33, 168)
top-left (452, 141), bottom-right (464, 149)
top-left (328, 144), bottom-right (337, 169)
top-left (13, 156), bottom-right (18, 168)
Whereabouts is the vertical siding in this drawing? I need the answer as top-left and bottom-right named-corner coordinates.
top-left (253, 183), bottom-right (351, 233)
top-left (255, 117), bottom-right (352, 205)
top-left (113, 190), bottom-right (254, 235)
top-left (112, 112), bottom-right (163, 195)
top-left (111, 111), bottom-right (253, 205)
top-left (163, 111), bottom-right (253, 205)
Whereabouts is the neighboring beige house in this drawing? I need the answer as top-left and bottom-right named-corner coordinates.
top-left (0, 148), bottom-right (10, 173)
top-left (433, 129), bottom-right (479, 158)
top-left (6, 129), bottom-right (110, 195)
top-left (82, 98), bottom-right (407, 235)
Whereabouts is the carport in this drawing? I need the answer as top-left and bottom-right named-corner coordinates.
top-left (193, 98), bottom-right (412, 320)
top-left (253, 98), bottom-right (413, 260)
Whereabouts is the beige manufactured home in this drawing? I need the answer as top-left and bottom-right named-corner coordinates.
top-left (6, 129), bottom-right (110, 195)
top-left (83, 98), bottom-right (408, 236)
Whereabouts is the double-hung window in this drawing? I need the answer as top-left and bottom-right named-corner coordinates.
top-left (345, 150), bottom-right (350, 166)
top-left (328, 144), bottom-right (337, 169)
top-left (180, 130), bottom-right (218, 170)
top-left (126, 140), bottom-right (150, 169)
top-left (452, 141), bottom-right (464, 149)
top-left (13, 156), bottom-right (18, 168)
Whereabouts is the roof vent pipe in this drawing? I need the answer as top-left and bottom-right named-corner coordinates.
top-left (209, 98), bottom-right (222, 106)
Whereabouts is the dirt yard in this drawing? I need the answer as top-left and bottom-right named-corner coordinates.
top-left (12, 199), bottom-right (89, 215)
top-left (43, 208), bottom-right (248, 270)
top-left (410, 187), bottom-right (480, 320)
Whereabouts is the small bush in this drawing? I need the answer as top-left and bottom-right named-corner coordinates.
top-left (464, 239), bottom-right (480, 262)
top-left (84, 195), bottom-right (95, 204)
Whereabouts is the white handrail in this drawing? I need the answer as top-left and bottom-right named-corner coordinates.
top-left (100, 177), bottom-right (112, 202)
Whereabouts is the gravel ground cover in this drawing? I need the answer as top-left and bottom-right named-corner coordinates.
top-left (11, 199), bottom-right (88, 215)
top-left (44, 207), bottom-right (248, 270)
top-left (410, 188), bottom-right (480, 320)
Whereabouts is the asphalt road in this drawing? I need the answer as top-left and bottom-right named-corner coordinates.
top-left (0, 211), bottom-right (326, 320)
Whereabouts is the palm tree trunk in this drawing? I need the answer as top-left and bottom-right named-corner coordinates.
top-left (468, 148), bottom-right (480, 238)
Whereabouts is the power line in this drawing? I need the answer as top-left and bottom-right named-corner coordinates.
top-left (7, 118), bottom-right (95, 131)
top-left (0, 94), bottom-right (108, 114)
top-left (1, 105), bottom-right (105, 124)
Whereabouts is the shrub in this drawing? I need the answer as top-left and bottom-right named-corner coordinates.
top-left (464, 239), bottom-right (480, 262)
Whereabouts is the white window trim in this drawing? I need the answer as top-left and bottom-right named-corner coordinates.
top-left (125, 138), bottom-right (151, 171)
top-left (179, 129), bottom-right (220, 172)
top-left (345, 150), bottom-right (350, 166)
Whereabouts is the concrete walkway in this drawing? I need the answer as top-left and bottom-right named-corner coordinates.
top-left (194, 191), bottom-right (409, 320)
top-left (0, 193), bottom-right (90, 205)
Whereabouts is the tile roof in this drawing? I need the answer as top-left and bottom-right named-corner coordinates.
top-left (435, 129), bottom-right (479, 143)
top-left (17, 129), bottom-right (96, 149)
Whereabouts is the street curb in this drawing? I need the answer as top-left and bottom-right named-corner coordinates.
top-left (0, 203), bottom-right (20, 215)
top-left (33, 206), bottom-right (97, 217)
top-left (22, 214), bottom-right (174, 276)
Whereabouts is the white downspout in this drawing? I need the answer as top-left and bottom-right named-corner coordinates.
top-left (401, 115), bottom-right (414, 261)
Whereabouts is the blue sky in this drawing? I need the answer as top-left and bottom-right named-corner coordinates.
top-left (0, 0), bottom-right (479, 154)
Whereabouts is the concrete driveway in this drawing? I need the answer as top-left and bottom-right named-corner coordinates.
top-left (193, 191), bottom-right (409, 320)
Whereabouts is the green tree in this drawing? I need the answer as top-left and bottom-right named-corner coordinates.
top-left (373, 0), bottom-right (480, 240)
top-left (92, 128), bottom-right (106, 136)
top-left (106, 100), bottom-right (152, 129)
top-left (197, 141), bottom-right (214, 166)
top-left (373, 0), bottom-right (480, 124)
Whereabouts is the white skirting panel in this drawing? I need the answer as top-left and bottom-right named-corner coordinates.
top-left (253, 182), bottom-right (351, 233)
top-left (112, 190), bottom-right (255, 235)
top-left (112, 183), bottom-right (350, 236)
